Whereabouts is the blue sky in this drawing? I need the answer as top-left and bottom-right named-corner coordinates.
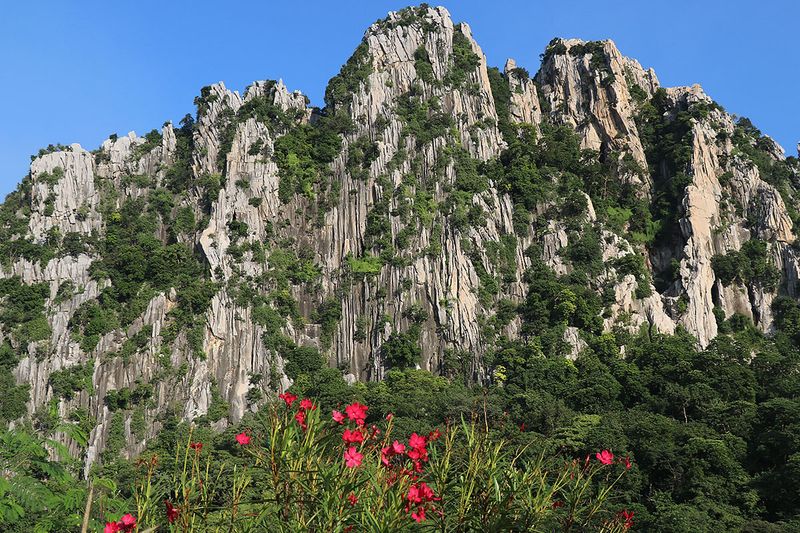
top-left (1, 1), bottom-right (797, 197)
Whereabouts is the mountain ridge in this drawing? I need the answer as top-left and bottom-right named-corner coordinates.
top-left (0, 4), bottom-right (798, 473)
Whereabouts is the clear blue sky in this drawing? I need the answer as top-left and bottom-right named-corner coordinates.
top-left (1, 1), bottom-right (797, 197)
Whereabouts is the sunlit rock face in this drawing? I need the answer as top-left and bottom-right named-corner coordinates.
top-left (1, 5), bottom-right (797, 470)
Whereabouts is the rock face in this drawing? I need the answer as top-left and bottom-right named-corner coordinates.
top-left (536, 38), bottom-right (654, 188)
top-left (1, 5), bottom-right (797, 470)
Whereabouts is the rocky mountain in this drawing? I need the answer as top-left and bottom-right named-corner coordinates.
top-left (1, 4), bottom-right (798, 472)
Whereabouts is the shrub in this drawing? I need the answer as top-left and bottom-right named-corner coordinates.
top-left (444, 26), bottom-right (481, 88)
top-left (115, 398), bottom-right (634, 531)
top-left (382, 331), bottom-right (422, 369)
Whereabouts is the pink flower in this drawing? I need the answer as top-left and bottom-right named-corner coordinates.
top-left (295, 410), bottom-right (307, 430)
top-left (407, 447), bottom-right (428, 462)
top-left (342, 428), bottom-right (364, 444)
top-left (409, 432), bottom-right (427, 450)
top-left (392, 440), bottom-right (406, 455)
top-left (381, 446), bottom-right (392, 466)
top-left (105, 513), bottom-right (136, 533)
top-left (596, 450), bottom-right (614, 465)
top-left (619, 509), bottom-right (634, 529)
top-left (120, 514), bottom-right (136, 529)
top-left (348, 492), bottom-right (358, 506)
top-left (418, 482), bottom-right (437, 501)
top-left (344, 446), bottom-right (363, 468)
top-left (332, 410), bottom-right (345, 424)
top-left (411, 507), bottom-right (426, 522)
top-left (622, 455), bottom-right (632, 470)
top-left (407, 435), bottom-right (429, 462)
top-left (299, 398), bottom-right (315, 411)
top-left (345, 402), bottom-right (368, 425)
top-left (235, 432), bottom-right (251, 445)
top-left (279, 392), bottom-right (298, 407)
top-left (407, 485), bottom-right (422, 504)
top-left (189, 441), bottom-right (203, 452)
top-left (407, 482), bottom-right (438, 505)
top-left (386, 413), bottom-right (394, 421)
top-left (165, 500), bottom-right (179, 523)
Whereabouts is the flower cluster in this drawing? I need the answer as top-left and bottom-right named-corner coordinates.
top-left (406, 482), bottom-right (440, 523)
top-left (104, 513), bottom-right (136, 533)
top-left (111, 395), bottom-right (633, 531)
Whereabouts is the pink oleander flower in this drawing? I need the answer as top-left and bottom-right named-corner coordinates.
top-left (344, 446), bottom-right (363, 468)
top-left (278, 392), bottom-right (298, 407)
top-left (332, 410), bottom-right (345, 423)
top-left (381, 446), bottom-right (392, 466)
top-left (409, 432), bottom-right (427, 450)
top-left (107, 514), bottom-right (135, 532)
top-left (299, 398), bottom-right (315, 411)
top-left (295, 410), bottom-right (307, 430)
top-left (392, 440), bottom-right (406, 454)
top-left (342, 428), bottom-right (364, 444)
top-left (619, 509), bottom-right (634, 529)
top-left (596, 450), bottom-right (614, 465)
top-left (164, 500), bottom-right (179, 523)
top-left (235, 432), bottom-right (251, 445)
top-left (345, 402), bottom-right (368, 425)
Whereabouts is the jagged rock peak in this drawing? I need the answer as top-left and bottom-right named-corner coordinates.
top-left (535, 37), bottom-right (657, 188)
top-left (504, 58), bottom-right (542, 128)
top-left (333, 3), bottom-right (504, 160)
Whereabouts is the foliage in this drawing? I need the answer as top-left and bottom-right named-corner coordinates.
top-left (444, 25), bottom-right (481, 88)
top-left (395, 89), bottom-right (454, 147)
top-left (98, 398), bottom-right (632, 532)
top-left (325, 42), bottom-right (373, 112)
top-left (0, 277), bottom-right (51, 345)
top-left (48, 361), bottom-right (94, 400)
top-left (273, 116), bottom-right (344, 202)
top-left (712, 239), bottom-right (781, 290)
top-left (0, 428), bottom-right (125, 531)
top-left (382, 331), bottom-right (422, 369)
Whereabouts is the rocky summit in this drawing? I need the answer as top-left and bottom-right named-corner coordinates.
top-left (1, 4), bottom-right (798, 473)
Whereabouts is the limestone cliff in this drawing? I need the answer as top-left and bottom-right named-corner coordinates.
top-left (0, 5), bottom-right (797, 470)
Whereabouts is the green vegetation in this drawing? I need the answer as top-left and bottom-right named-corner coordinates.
top-left (540, 38), bottom-right (568, 63)
top-left (731, 117), bottom-right (800, 230)
top-left (347, 253), bottom-right (383, 275)
top-left (48, 362), bottom-right (94, 400)
top-left (273, 117), bottom-right (345, 202)
top-left (413, 45), bottom-right (436, 84)
top-left (325, 42), bottom-right (373, 112)
top-left (85, 197), bottom-right (216, 356)
top-left (444, 25), bottom-right (481, 88)
top-left (712, 239), bottom-right (781, 290)
top-left (0, 341), bottom-right (29, 425)
top-left (569, 41), bottom-right (615, 86)
top-left (395, 89), bottom-right (454, 147)
top-left (382, 331), bottom-right (422, 369)
top-left (345, 135), bottom-right (379, 181)
top-left (132, 129), bottom-right (163, 159)
top-left (0, 277), bottom-right (51, 345)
